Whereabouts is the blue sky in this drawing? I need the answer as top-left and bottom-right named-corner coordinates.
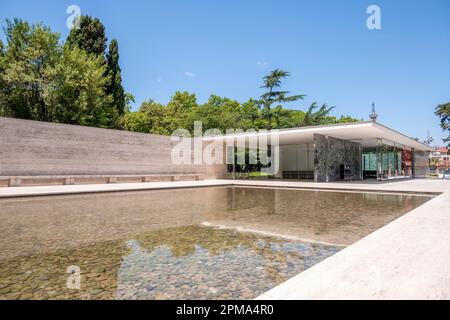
top-left (1, 0), bottom-right (449, 144)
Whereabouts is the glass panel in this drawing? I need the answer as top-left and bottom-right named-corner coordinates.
top-left (401, 148), bottom-right (413, 178)
top-left (362, 150), bottom-right (377, 179)
top-left (375, 139), bottom-right (417, 180)
top-left (413, 150), bottom-right (430, 177)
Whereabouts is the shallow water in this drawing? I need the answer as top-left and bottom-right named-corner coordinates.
top-left (0, 186), bottom-right (432, 300)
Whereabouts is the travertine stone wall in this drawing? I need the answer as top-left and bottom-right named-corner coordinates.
top-left (313, 133), bottom-right (362, 182)
top-left (0, 117), bottom-right (227, 178)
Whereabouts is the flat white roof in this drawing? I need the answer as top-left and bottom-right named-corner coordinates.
top-left (203, 121), bottom-right (433, 151)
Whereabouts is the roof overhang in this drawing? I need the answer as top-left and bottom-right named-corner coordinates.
top-left (203, 121), bottom-right (433, 151)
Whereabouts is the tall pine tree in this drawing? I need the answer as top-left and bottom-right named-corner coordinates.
top-left (106, 39), bottom-right (126, 116)
top-left (66, 15), bottom-right (107, 56)
top-left (259, 70), bottom-right (305, 130)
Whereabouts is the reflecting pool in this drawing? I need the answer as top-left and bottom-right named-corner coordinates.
top-left (0, 186), bottom-right (432, 299)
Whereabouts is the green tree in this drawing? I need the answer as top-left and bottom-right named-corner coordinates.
top-left (123, 111), bottom-right (150, 133)
top-left (435, 102), bottom-right (450, 146)
top-left (0, 18), bottom-right (61, 120)
top-left (190, 98), bottom-right (225, 132)
top-left (0, 38), bottom-right (6, 116)
top-left (106, 39), bottom-right (126, 116)
top-left (259, 69), bottom-right (305, 129)
top-left (303, 102), bottom-right (334, 126)
top-left (66, 16), bottom-right (130, 128)
top-left (47, 46), bottom-right (113, 127)
top-left (272, 109), bottom-right (306, 129)
top-left (240, 98), bottom-right (262, 129)
top-left (66, 15), bottom-right (107, 56)
top-left (138, 99), bottom-right (169, 135)
top-left (195, 95), bottom-right (244, 132)
top-left (164, 91), bottom-right (198, 133)
top-left (335, 115), bottom-right (361, 124)
top-left (1, 18), bottom-right (361, 135)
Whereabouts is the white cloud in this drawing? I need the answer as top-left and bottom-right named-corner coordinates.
top-left (257, 61), bottom-right (267, 66)
top-left (185, 72), bottom-right (196, 78)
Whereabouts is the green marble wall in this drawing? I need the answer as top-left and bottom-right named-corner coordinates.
top-left (313, 133), bottom-right (363, 182)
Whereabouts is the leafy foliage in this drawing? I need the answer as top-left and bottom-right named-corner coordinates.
top-left (66, 15), bottom-right (107, 56)
top-left (303, 102), bottom-right (334, 126)
top-left (47, 46), bottom-right (113, 127)
top-left (0, 18), bottom-right (61, 120)
top-left (259, 69), bottom-right (305, 129)
top-left (435, 102), bottom-right (450, 146)
top-left (0, 18), bottom-right (360, 135)
top-left (106, 39), bottom-right (127, 116)
top-left (124, 92), bottom-right (360, 135)
top-left (123, 70), bottom-right (360, 135)
top-left (123, 110), bottom-right (150, 133)
top-left (0, 17), bottom-right (130, 128)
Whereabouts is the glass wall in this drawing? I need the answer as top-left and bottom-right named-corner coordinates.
top-left (226, 146), bottom-right (275, 179)
top-left (401, 149), bottom-right (413, 178)
top-left (413, 150), bottom-right (430, 178)
top-left (275, 144), bottom-right (314, 180)
top-left (362, 149), bottom-right (377, 179)
top-left (375, 139), bottom-right (415, 180)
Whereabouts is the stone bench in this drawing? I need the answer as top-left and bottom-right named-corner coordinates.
top-left (0, 173), bottom-right (204, 187)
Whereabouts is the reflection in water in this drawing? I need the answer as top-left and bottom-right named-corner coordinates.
top-left (0, 187), bottom-right (432, 300)
top-left (0, 226), bottom-right (340, 300)
top-left (116, 226), bottom-right (340, 300)
top-left (219, 187), bottom-right (432, 245)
